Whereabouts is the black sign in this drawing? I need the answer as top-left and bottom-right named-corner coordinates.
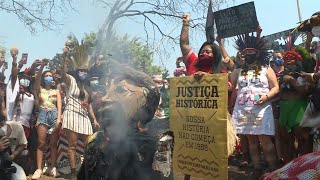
top-left (214, 2), bottom-right (259, 38)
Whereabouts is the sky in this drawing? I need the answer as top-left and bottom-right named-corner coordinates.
top-left (0, 0), bottom-right (319, 79)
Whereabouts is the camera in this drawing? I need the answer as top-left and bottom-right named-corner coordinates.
top-left (0, 140), bottom-right (17, 180)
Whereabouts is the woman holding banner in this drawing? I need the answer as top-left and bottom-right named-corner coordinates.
top-left (179, 13), bottom-right (238, 159)
top-left (230, 34), bottom-right (279, 175)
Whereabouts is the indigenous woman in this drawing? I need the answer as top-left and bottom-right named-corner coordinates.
top-left (61, 37), bottom-right (99, 179)
top-left (179, 14), bottom-right (233, 77)
top-left (31, 59), bottom-right (62, 179)
top-left (230, 34), bottom-right (279, 174)
top-left (180, 13), bottom-right (237, 158)
top-left (278, 37), bottom-right (313, 163)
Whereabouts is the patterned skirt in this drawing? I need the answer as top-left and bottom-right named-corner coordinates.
top-left (62, 109), bottom-right (93, 135)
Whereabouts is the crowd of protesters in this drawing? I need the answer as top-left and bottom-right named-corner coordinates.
top-left (173, 12), bottom-right (320, 178)
top-left (0, 10), bottom-right (319, 180)
top-left (0, 39), bottom-right (105, 179)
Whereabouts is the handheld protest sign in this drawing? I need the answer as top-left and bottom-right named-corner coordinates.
top-left (170, 74), bottom-right (228, 180)
top-left (22, 53), bottom-right (28, 64)
top-left (214, 1), bottom-right (259, 38)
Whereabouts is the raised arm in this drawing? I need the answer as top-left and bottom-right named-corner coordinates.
top-left (33, 59), bottom-right (48, 95)
top-left (10, 48), bottom-right (19, 89)
top-left (55, 89), bottom-right (62, 130)
top-left (180, 14), bottom-right (192, 57)
top-left (88, 104), bottom-right (99, 128)
top-left (216, 36), bottom-right (235, 71)
top-left (61, 47), bottom-right (71, 86)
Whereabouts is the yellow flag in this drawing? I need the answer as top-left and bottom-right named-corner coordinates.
top-left (170, 74), bottom-right (228, 180)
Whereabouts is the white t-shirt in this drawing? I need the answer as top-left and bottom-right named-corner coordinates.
top-left (6, 77), bottom-right (20, 121)
top-left (6, 121), bottom-right (28, 153)
top-left (12, 93), bottom-right (34, 128)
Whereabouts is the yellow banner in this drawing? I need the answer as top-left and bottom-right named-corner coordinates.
top-left (170, 74), bottom-right (228, 180)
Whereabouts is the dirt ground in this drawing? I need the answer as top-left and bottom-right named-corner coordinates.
top-left (28, 157), bottom-right (260, 180)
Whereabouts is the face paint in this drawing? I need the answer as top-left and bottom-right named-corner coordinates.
top-left (19, 78), bottom-right (30, 87)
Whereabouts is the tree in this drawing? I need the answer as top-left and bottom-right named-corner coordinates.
top-left (0, 0), bottom-right (75, 34)
top-left (105, 33), bottom-right (163, 75)
top-left (49, 32), bottom-right (163, 75)
top-left (92, 0), bottom-right (232, 59)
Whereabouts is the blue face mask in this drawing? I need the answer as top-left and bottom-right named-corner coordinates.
top-left (44, 76), bottom-right (53, 85)
top-left (274, 57), bottom-right (283, 66)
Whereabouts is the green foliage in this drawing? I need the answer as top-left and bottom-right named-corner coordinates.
top-left (49, 32), bottom-right (164, 76)
top-left (83, 32), bottom-right (97, 47)
top-left (295, 46), bottom-right (315, 73)
top-left (103, 33), bottom-right (164, 75)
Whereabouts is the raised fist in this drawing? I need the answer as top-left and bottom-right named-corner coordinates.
top-left (42, 58), bottom-right (49, 65)
top-left (10, 47), bottom-right (19, 58)
top-left (182, 14), bottom-right (190, 25)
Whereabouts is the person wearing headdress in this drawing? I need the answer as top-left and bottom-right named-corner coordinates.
top-left (61, 37), bottom-right (100, 179)
top-left (230, 33), bottom-right (279, 174)
top-left (278, 35), bottom-right (313, 163)
top-left (7, 48), bottom-right (35, 140)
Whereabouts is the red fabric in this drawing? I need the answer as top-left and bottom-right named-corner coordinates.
top-left (316, 60), bottom-right (320, 73)
top-left (184, 50), bottom-right (233, 109)
top-left (283, 50), bottom-right (302, 61)
top-left (184, 51), bottom-right (216, 75)
top-left (262, 152), bottom-right (320, 180)
top-left (22, 125), bottom-right (30, 139)
top-left (184, 51), bottom-right (199, 76)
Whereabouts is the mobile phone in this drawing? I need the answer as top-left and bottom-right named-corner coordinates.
top-left (9, 138), bottom-right (17, 146)
top-left (254, 94), bottom-right (260, 102)
top-left (22, 53), bottom-right (28, 64)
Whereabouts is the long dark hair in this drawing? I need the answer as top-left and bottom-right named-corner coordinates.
top-left (195, 41), bottom-right (223, 74)
top-left (74, 70), bottom-right (90, 102)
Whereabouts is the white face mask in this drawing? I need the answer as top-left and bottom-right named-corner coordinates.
top-left (78, 71), bottom-right (88, 81)
top-left (90, 80), bottom-right (99, 86)
top-left (19, 78), bottom-right (30, 87)
top-left (0, 124), bottom-right (7, 136)
top-left (312, 26), bottom-right (320, 37)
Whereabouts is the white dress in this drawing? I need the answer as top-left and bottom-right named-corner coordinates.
top-left (232, 68), bottom-right (275, 135)
top-left (62, 75), bottom-right (93, 135)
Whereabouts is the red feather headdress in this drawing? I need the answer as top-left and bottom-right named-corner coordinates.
top-left (283, 34), bottom-right (302, 61)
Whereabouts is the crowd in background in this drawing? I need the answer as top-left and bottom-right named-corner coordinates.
top-left (173, 12), bottom-right (320, 178)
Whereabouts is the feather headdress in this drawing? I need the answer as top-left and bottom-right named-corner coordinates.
top-left (234, 33), bottom-right (270, 65)
top-left (65, 35), bottom-right (92, 70)
top-left (283, 34), bottom-right (302, 61)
